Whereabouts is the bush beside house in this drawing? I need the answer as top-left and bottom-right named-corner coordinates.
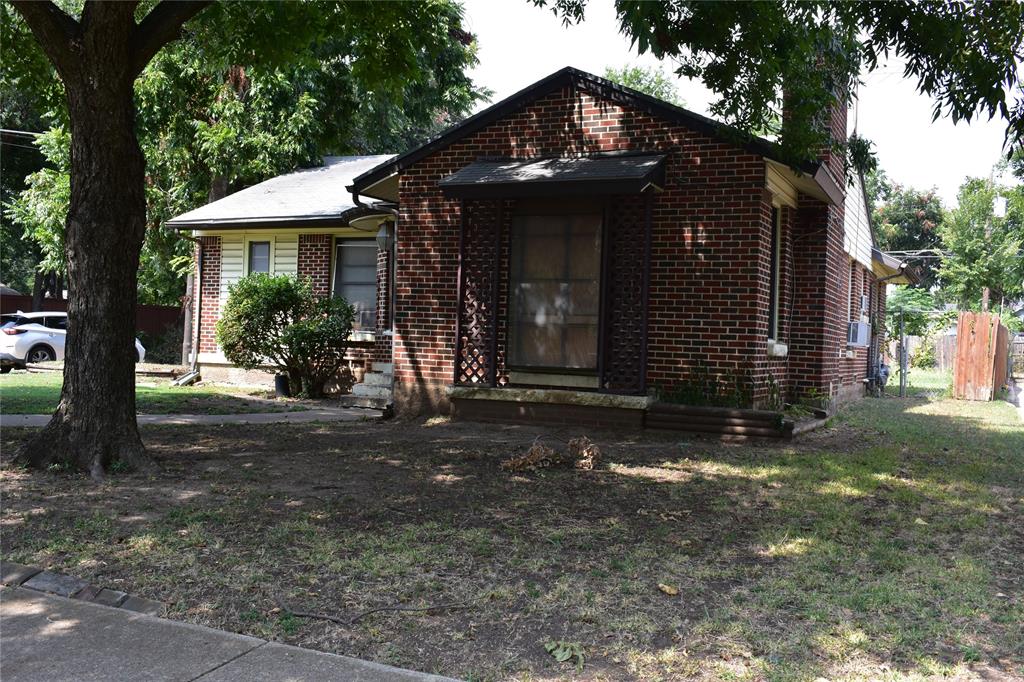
top-left (216, 273), bottom-right (354, 398)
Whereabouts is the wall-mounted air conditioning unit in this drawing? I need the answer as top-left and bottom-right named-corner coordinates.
top-left (847, 321), bottom-right (871, 347)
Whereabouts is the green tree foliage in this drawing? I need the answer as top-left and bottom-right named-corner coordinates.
top-left (2, 0), bottom-right (488, 474)
top-left (542, 1), bottom-right (1024, 168)
top-left (216, 274), bottom-right (354, 398)
top-left (603, 65), bottom-right (683, 105)
top-left (3, 0), bottom-right (485, 306)
top-left (938, 177), bottom-right (1024, 310)
top-left (885, 286), bottom-right (935, 338)
top-left (4, 127), bottom-right (68, 278)
top-left (0, 83), bottom-right (48, 294)
top-left (866, 168), bottom-right (945, 288)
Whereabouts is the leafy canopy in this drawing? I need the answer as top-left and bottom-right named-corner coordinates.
top-left (541, 1), bottom-right (1024, 167)
top-left (938, 176), bottom-right (1024, 310)
top-left (603, 65), bottom-right (683, 106)
top-left (2, 0), bottom-right (485, 305)
top-left (865, 168), bottom-right (945, 289)
top-left (885, 286), bottom-right (935, 338)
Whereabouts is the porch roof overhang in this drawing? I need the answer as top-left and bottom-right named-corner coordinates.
top-left (438, 153), bottom-right (667, 199)
top-left (872, 247), bottom-right (919, 285)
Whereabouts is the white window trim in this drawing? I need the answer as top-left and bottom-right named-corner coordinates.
top-left (244, 235), bottom-right (276, 275)
top-left (332, 238), bottom-right (378, 339)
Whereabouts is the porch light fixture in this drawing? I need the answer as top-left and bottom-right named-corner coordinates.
top-left (376, 222), bottom-right (394, 251)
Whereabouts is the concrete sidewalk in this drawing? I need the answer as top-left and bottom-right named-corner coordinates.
top-left (0, 407), bottom-right (380, 428)
top-left (0, 586), bottom-right (454, 681)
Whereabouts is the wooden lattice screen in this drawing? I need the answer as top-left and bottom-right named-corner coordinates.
top-left (455, 199), bottom-right (505, 385)
top-left (455, 194), bottom-right (651, 393)
top-left (599, 195), bottom-right (652, 393)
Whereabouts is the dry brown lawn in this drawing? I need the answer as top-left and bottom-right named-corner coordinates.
top-left (2, 389), bottom-right (1022, 681)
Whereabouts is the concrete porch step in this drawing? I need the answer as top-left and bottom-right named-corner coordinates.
top-left (352, 382), bottom-right (391, 399)
top-left (337, 395), bottom-right (390, 410)
top-left (360, 371), bottom-right (393, 387)
top-left (369, 362), bottom-right (393, 374)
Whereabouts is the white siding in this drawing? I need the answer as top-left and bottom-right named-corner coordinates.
top-left (220, 233), bottom-right (244, 303)
top-left (274, 234), bottom-right (298, 275)
top-left (843, 174), bottom-right (874, 269)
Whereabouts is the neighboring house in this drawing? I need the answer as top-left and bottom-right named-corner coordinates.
top-left (168, 155), bottom-right (396, 399)
top-left (344, 66), bottom-right (913, 424)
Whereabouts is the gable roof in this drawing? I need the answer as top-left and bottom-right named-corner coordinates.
top-left (168, 155), bottom-right (394, 230)
top-left (349, 66), bottom-right (839, 202)
top-left (439, 152), bottom-right (668, 198)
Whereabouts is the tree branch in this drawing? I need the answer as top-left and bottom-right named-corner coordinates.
top-left (9, 0), bottom-right (80, 79)
top-left (130, 0), bottom-right (212, 76)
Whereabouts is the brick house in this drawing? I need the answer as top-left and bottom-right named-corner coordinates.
top-left (169, 155), bottom-right (396, 402)
top-left (345, 67), bottom-right (913, 425)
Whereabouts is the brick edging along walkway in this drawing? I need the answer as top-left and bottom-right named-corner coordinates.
top-left (0, 561), bottom-right (163, 616)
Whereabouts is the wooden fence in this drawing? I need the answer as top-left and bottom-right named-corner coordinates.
top-left (953, 312), bottom-right (1010, 401)
top-left (0, 294), bottom-right (181, 338)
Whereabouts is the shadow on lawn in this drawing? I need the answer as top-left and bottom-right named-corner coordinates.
top-left (1, 396), bottom-right (1021, 680)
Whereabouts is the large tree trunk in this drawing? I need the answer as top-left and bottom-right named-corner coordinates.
top-left (15, 5), bottom-right (150, 479)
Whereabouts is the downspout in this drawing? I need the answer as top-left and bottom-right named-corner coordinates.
top-left (352, 191), bottom-right (399, 407)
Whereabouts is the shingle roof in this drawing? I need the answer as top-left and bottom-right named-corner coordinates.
top-left (167, 155), bottom-right (395, 229)
top-left (348, 66), bottom-right (833, 201)
top-left (438, 153), bottom-right (667, 198)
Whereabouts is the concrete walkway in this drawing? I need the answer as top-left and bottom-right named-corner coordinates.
top-left (0, 407), bottom-right (380, 428)
top-left (0, 586), bottom-right (455, 681)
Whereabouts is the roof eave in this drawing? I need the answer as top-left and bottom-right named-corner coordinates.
top-left (167, 206), bottom-right (382, 232)
top-left (872, 248), bottom-right (919, 285)
top-left (348, 66), bottom-right (818, 196)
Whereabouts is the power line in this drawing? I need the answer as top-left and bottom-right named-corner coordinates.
top-left (0, 140), bottom-right (41, 152)
top-left (884, 249), bottom-right (1024, 259)
top-left (0, 129), bottom-right (43, 137)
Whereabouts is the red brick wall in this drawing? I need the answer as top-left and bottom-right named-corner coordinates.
top-left (297, 234), bottom-right (332, 296)
top-left (197, 236), bottom-right (221, 354)
top-left (393, 82), bottom-right (857, 415)
top-left (395, 84), bottom-right (784, 414)
top-left (788, 194), bottom-right (849, 405)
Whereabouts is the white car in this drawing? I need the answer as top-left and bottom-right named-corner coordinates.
top-left (0, 311), bottom-right (146, 372)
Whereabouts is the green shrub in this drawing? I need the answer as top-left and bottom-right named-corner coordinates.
top-left (215, 273), bottom-right (354, 398)
top-left (657, 362), bottom-right (754, 408)
top-left (910, 334), bottom-right (937, 368)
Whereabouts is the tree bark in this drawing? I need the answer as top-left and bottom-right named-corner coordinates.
top-left (13, 0), bottom-right (210, 479)
top-left (31, 271), bottom-right (45, 312)
top-left (15, 4), bottom-right (149, 478)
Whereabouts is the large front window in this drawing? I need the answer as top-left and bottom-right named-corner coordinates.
top-left (333, 240), bottom-right (376, 331)
top-left (509, 213), bottom-right (602, 369)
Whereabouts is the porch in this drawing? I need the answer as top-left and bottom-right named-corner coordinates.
top-left (449, 154), bottom-right (665, 400)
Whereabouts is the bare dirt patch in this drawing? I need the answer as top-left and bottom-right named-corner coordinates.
top-left (2, 396), bottom-right (1022, 680)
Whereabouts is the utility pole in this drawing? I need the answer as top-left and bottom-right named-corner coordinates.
top-left (899, 309), bottom-right (906, 398)
top-left (982, 212), bottom-right (991, 313)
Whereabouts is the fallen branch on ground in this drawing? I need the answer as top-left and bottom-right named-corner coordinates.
top-left (272, 591), bottom-right (490, 627)
top-left (500, 435), bottom-right (601, 472)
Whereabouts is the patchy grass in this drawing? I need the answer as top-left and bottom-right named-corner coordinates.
top-left (888, 367), bottom-right (953, 397)
top-left (1, 391), bottom-right (1022, 681)
top-left (0, 371), bottom-right (306, 415)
